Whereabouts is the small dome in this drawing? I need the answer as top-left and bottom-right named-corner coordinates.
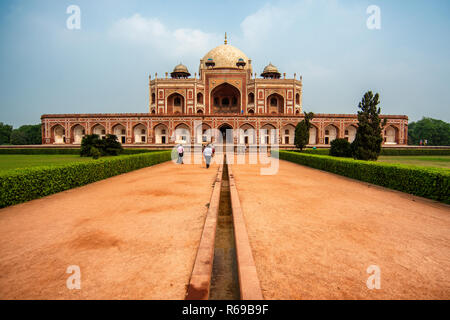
top-left (262, 63), bottom-right (279, 74)
top-left (171, 63), bottom-right (190, 78)
top-left (173, 63), bottom-right (189, 74)
top-left (261, 63), bottom-right (281, 79)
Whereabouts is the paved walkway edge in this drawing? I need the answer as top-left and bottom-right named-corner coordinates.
top-left (228, 165), bottom-right (264, 300)
top-left (185, 164), bottom-right (223, 300)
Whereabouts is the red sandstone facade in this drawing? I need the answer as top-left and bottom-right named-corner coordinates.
top-left (41, 40), bottom-right (408, 147)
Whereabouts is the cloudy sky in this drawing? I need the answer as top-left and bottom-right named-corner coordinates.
top-left (0, 0), bottom-right (449, 127)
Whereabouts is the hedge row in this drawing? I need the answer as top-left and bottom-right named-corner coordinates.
top-left (0, 151), bottom-right (172, 208)
top-left (380, 148), bottom-right (450, 156)
top-left (295, 148), bottom-right (450, 156)
top-left (277, 151), bottom-right (450, 204)
top-left (0, 148), bottom-right (164, 155)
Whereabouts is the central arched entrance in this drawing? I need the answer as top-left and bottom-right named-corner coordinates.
top-left (211, 83), bottom-right (241, 114)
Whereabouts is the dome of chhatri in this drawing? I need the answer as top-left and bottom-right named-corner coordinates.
top-left (261, 62), bottom-right (281, 79)
top-left (202, 44), bottom-right (250, 69)
top-left (172, 63), bottom-right (189, 74)
top-left (262, 63), bottom-right (279, 74)
top-left (171, 63), bottom-right (191, 78)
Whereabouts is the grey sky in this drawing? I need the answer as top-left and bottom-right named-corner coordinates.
top-left (0, 0), bottom-right (449, 127)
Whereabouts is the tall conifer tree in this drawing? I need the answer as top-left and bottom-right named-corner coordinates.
top-left (295, 112), bottom-right (314, 150)
top-left (352, 91), bottom-right (386, 160)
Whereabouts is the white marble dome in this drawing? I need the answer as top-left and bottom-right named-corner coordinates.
top-left (201, 44), bottom-right (250, 70)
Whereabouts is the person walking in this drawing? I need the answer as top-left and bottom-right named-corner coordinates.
top-left (203, 144), bottom-right (213, 169)
top-left (177, 144), bottom-right (184, 164)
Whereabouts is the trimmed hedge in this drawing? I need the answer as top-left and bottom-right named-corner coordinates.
top-left (0, 148), bottom-right (81, 155)
top-left (0, 151), bottom-right (172, 208)
top-left (380, 148), bottom-right (450, 156)
top-left (296, 149), bottom-right (330, 155)
top-left (277, 151), bottom-right (450, 204)
top-left (294, 148), bottom-right (450, 156)
top-left (0, 148), bottom-right (165, 155)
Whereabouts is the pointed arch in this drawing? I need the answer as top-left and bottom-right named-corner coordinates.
top-left (133, 123), bottom-right (147, 144)
top-left (282, 124), bottom-right (295, 145)
top-left (266, 93), bottom-right (284, 114)
top-left (211, 82), bottom-right (241, 114)
top-left (384, 125), bottom-right (399, 144)
top-left (92, 124), bottom-right (106, 139)
top-left (308, 123), bottom-right (319, 145)
top-left (52, 124), bottom-right (66, 144)
top-left (153, 123), bottom-right (169, 144)
top-left (112, 123), bottom-right (127, 144)
top-left (167, 93), bottom-right (185, 114)
top-left (323, 124), bottom-right (339, 145)
top-left (71, 124), bottom-right (85, 144)
top-left (344, 124), bottom-right (357, 143)
top-left (174, 123), bottom-right (191, 144)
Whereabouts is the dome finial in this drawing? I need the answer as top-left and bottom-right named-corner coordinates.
top-left (224, 32), bottom-right (227, 45)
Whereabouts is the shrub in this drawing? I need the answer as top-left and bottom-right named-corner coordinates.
top-left (277, 151), bottom-right (450, 204)
top-left (102, 134), bottom-right (123, 156)
top-left (0, 151), bottom-right (172, 208)
top-left (91, 147), bottom-right (100, 159)
top-left (330, 139), bottom-right (352, 157)
top-left (80, 134), bottom-right (123, 157)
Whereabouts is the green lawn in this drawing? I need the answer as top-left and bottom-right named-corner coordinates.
top-left (378, 155), bottom-right (450, 169)
top-left (0, 155), bottom-right (93, 172)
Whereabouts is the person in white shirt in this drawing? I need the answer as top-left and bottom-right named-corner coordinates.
top-left (177, 144), bottom-right (184, 164)
top-left (203, 144), bottom-right (213, 169)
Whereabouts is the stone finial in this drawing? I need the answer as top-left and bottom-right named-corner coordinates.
top-left (294, 73), bottom-right (296, 79)
top-left (224, 32), bottom-right (228, 45)
top-left (283, 73), bottom-right (286, 79)
top-left (165, 72), bottom-right (168, 79)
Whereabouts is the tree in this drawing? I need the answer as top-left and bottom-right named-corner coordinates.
top-left (351, 91), bottom-right (386, 161)
top-left (103, 134), bottom-right (123, 156)
top-left (10, 130), bottom-right (28, 145)
top-left (80, 134), bottom-right (123, 157)
top-left (10, 124), bottom-right (42, 145)
top-left (408, 117), bottom-right (450, 146)
top-left (0, 123), bottom-right (13, 145)
top-left (294, 112), bottom-right (314, 150)
top-left (80, 134), bottom-right (102, 157)
top-left (330, 138), bottom-right (352, 157)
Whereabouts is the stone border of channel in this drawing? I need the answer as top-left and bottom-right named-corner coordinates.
top-left (185, 164), bottom-right (223, 300)
top-left (227, 164), bottom-right (264, 300)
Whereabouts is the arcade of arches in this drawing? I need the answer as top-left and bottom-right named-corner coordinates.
top-left (45, 119), bottom-right (405, 146)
